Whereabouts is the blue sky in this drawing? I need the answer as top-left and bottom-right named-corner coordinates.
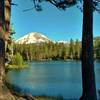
top-left (11, 0), bottom-right (100, 41)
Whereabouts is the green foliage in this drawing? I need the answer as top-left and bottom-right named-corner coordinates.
top-left (13, 40), bottom-right (81, 61)
top-left (94, 36), bottom-right (100, 59)
top-left (11, 52), bottom-right (24, 66)
top-left (13, 37), bottom-right (100, 61)
top-left (31, 0), bottom-right (100, 13)
top-left (69, 39), bottom-right (75, 59)
top-left (74, 39), bottom-right (81, 59)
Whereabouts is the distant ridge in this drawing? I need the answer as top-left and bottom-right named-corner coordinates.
top-left (15, 32), bottom-right (50, 44)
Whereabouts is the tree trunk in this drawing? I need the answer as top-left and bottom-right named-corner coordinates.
top-left (0, 1), bottom-right (15, 99)
top-left (0, 0), bottom-right (5, 85)
top-left (0, 0), bottom-right (6, 98)
top-left (80, 0), bottom-right (97, 100)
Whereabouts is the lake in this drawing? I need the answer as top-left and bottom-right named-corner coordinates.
top-left (6, 60), bottom-right (100, 99)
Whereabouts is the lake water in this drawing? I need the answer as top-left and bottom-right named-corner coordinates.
top-left (6, 60), bottom-right (100, 99)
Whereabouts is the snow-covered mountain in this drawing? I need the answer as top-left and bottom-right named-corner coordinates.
top-left (57, 40), bottom-right (68, 44)
top-left (15, 32), bottom-right (50, 44)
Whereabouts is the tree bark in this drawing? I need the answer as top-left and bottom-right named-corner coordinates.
top-left (80, 0), bottom-right (97, 100)
top-left (0, 0), bottom-right (5, 84)
top-left (0, 0), bottom-right (6, 98)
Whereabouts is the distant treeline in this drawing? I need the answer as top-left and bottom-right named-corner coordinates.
top-left (94, 37), bottom-right (100, 59)
top-left (13, 38), bottom-right (100, 61)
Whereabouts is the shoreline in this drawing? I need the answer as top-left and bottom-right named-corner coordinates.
top-left (5, 81), bottom-right (100, 100)
top-left (5, 81), bottom-right (79, 100)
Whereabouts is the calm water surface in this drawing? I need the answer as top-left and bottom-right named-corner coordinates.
top-left (6, 60), bottom-right (100, 99)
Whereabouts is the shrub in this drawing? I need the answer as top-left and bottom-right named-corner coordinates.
top-left (11, 52), bottom-right (24, 66)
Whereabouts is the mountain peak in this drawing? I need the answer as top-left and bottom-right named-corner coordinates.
top-left (15, 32), bottom-right (50, 44)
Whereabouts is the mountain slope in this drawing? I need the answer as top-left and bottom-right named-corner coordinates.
top-left (15, 32), bottom-right (50, 44)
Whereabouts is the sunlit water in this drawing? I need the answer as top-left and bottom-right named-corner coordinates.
top-left (6, 60), bottom-right (100, 99)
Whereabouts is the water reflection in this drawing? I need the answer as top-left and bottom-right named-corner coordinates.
top-left (6, 60), bottom-right (100, 99)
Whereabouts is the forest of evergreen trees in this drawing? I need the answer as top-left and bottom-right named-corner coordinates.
top-left (13, 37), bottom-right (100, 61)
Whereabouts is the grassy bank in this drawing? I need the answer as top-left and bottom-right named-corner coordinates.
top-left (5, 64), bottom-right (27, 70)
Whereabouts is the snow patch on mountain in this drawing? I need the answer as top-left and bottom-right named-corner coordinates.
top-left (57, 40), bottom-right (68, 44)
top-left (15, 32), bottom-right (50, 44)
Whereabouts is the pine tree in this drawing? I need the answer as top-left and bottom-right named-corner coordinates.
top-left (74, 39), bottom-right (81, 59)
top-left (69, 39), bottom-right (74, 59)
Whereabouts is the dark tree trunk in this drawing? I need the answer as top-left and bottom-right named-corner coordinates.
top-left (0, 1), bottom-right (15, 99)
top-left (0, 0), bottom-right (6, 98)
top-left (80, 0), bottom-right (97, 100)
top-left (0, 0), bottom-right (5, 83)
